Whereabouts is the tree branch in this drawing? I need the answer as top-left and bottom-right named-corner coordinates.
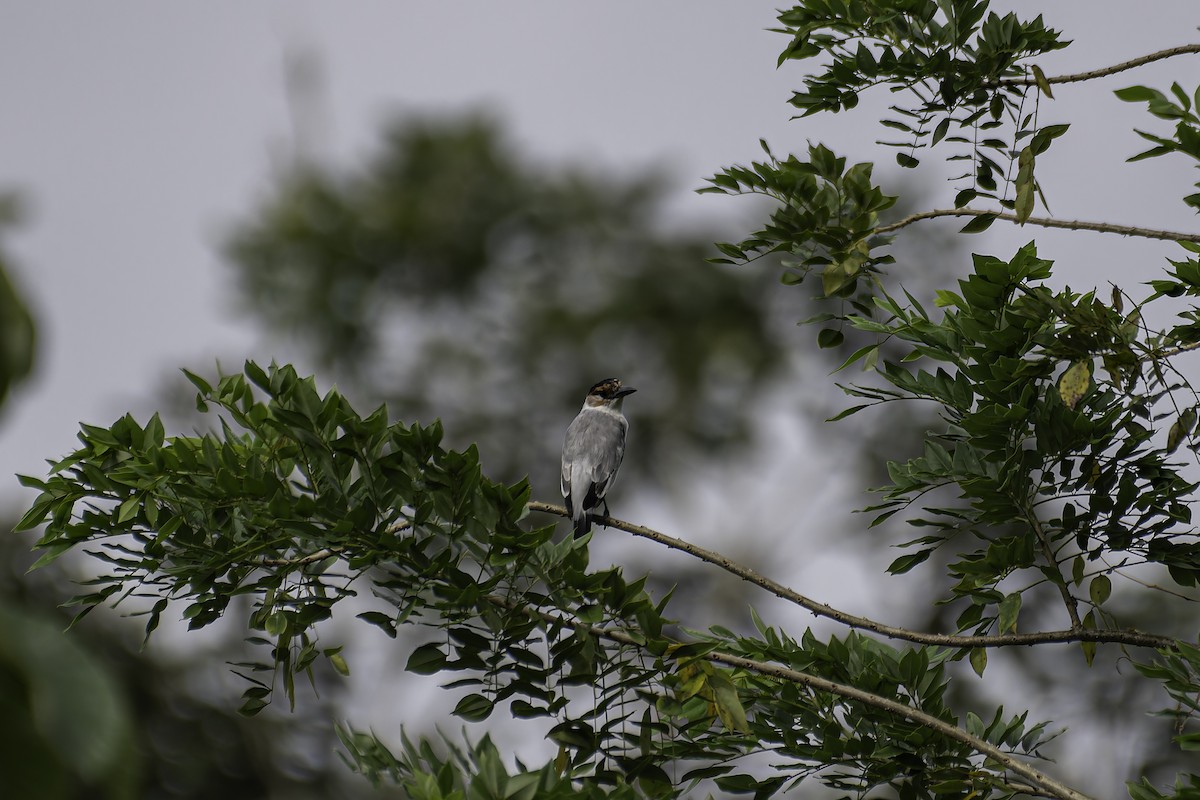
top-left (1025, 502), bottom-right (1083, 630)
top-left (526, 501), bottom-right (1176, 651)
top-left (485, 593), bottom-right (1097, 800)
top-left (259, 519), bottom-right (412, 566)
top-left (874, 208), bottom-right (1200, 244)
top-left (1001, 44), bottom-right (1200, 87)
top-left (1145, 339), bottom-right (1200, 361)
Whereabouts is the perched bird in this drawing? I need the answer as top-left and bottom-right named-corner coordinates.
top-left (560, 378), bottom-right (636, 537)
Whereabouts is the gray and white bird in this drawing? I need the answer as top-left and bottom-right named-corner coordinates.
top-left (560, 378), bottom-right (636, 537)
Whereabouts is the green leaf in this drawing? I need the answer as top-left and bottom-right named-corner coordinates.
top-left (1088, 574), bottom-right (1112, 606)
top-left (14, 499), bottom-right (53, 532)
top-left (998, 592), bottom-right (1022, 634)
top-left (1114, 85), bottom-right (1161, 103)
top-left (969, 647), bottom-right (987, 677)
top-left (834, 344), bottom-right (879, 372)
top-left (26, 542), bottom-right (73, 572)
top-left (1167, 407), bottom-right (1197, 453)
top-left (888, 549), bottom-right (933, 575)
top-left (1170, 82), bottom-right (1192, 113)
top-left (1174, 732), bottom-right (1200, 751)
top-left (328, 652), bottom-right (350, 676)
top-left (181, 367), bottom-right (212, 395)
top-left (960, 213), bottom-right (997, 233)
top-left (1014, 146), bottom-right (1035, 223)
top-left (405, 643), bottom-right (447, 674)
top-left (358, 611), bottom-right (397, 638)
top-left (116, 495), bottom-right (141, 525)
top-left (934, 289), bottom-right (966, 308)
top-left (1081, 612), bottom-right (1097, 666)
top-left (826, 404), bottom-right (872, 423)
top-left (932, 117), bottom-right (951, 146)
top-left (264, 611), bottom-right (288, 636)
top-left (708, 670), bottom-right (749, 733)
top-left (817, 328), bottom-right (844, 349)
top-left (822, 260), bottom-right (857, 297)
top-left (452, 693), bottom-right (495, 722)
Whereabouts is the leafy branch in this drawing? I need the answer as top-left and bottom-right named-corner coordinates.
top-left (527, 501), bottom-right (1177, 651)
top-left (874, 207), bottom-right (1200, 243)
top-left (487, 593), bottom-right (1096, 800)
top-left (999, 45), bottom-right (1200, 88)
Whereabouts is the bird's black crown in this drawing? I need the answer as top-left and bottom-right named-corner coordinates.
top-left (588, 378), bottom-right (635, 399)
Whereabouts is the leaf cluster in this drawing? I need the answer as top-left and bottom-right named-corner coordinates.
top-left (1117, 83), bottom-right (1200, 211)
top-left (835, 244), bottom-right (1200, 649)
top-left (703, 141), bottom-right (897, 298)
top-left (775, 0), bottom-right (1068, 200)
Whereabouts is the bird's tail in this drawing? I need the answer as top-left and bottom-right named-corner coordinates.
top-left (573, 511), bottom-right (591, 538)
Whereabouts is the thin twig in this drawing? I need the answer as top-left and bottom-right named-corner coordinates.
top-left (258, 519), bottom-right (412, 566)
top-left (485, 593), bottom-right (1097, 800)
top-left (1000, 44), bottom-right (1200, 87)
top-left (1024, 500), bottom-right (1083, 630)
top-left (874, 208), bottom-right (1200, 243)
top-left (526, 501), bottom-right (1176, 651)
top-left (1146, 339), bottom-right (1200, 361)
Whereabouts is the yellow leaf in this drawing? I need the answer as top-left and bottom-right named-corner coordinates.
top-left (1058, 361), bottom-right (1091, 410)
top-left (1167, 408), bottom-right (1196, 453)
top-left (1031, 64), bottom-right (1054, 99)
top-left (1014, 146), bottom-right (1035, 223)
top-left (707, 670), bottom-right (750, 733)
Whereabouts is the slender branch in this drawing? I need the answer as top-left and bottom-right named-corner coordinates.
top-left (1145, 339), bottom-right (1200, 362)
top-left (259, 518), bottom-right (412, 566)
top-left (1000, 44), bottom-right (1200, 87)
top-left (1021, 495), bottom-right (1083, 630)
top-left (526, 501), bottom-right (1176, 651)
top-left (486, 593), bottom-right (1097, 800)
top-left (874, 207), bottom-right (1200, 244)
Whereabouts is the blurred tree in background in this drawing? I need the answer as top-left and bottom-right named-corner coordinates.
top-left (225, 114), bottom-right (792, 495)
top-left (0, 193), bottom-right (35, 410)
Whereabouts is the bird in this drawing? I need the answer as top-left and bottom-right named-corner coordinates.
top-left (560, 378), bottom-right (636, 537)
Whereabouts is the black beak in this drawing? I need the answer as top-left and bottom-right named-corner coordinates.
top-left (616, 387), bottom-right (637, 398)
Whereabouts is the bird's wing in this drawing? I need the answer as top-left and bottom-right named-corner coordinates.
top-left (560, 442), bottom-right (575, 517)
top-left (561, 410), bottom-right (628, 508)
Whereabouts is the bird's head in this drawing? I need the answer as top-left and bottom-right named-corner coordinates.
top-left (585, 377), bottom-right (636, 408)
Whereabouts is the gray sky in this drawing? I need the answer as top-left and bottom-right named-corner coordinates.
top-left (1, 3), bottom-right (1196, 499)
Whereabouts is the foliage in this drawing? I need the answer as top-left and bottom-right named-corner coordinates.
top-left (16, 3), bottom-right (1200, 800)
top-left (20, 362), bottom-right (1056, 797)
top-left (0, 193), bottom-right (36, 409)
top-left (1116, 82), bottom-right (1200, 211)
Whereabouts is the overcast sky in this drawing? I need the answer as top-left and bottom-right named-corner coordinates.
top-left (1, 3), bottom-right (1197, 501)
